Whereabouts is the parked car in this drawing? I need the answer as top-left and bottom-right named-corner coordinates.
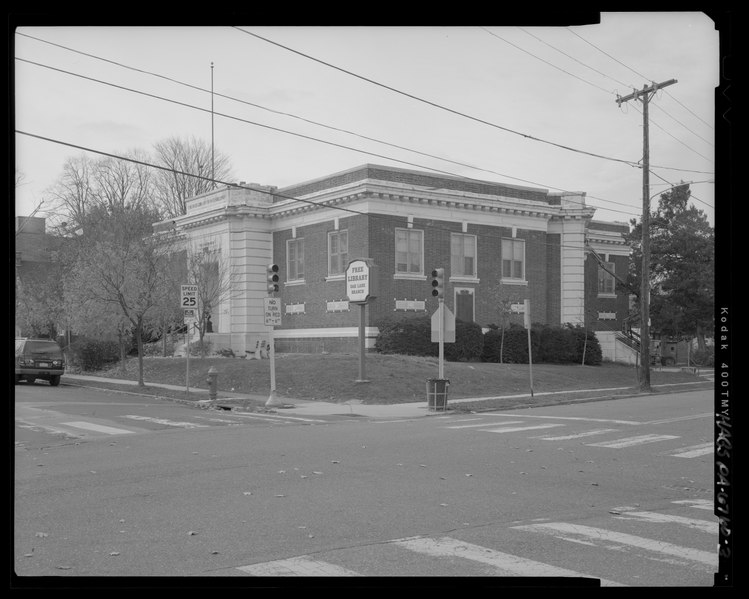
top-left (14, 337), bottom-right (65, 386)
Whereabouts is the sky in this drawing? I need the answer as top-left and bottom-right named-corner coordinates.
top-left (13, 14), bottom-right (722, 229)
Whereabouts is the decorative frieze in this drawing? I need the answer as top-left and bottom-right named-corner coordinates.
top-left (326, 300), bottom-right (350, 312)
top-left (394, 299), bottom-right (427, 312)
top-left (285, 303), bottom-right (305, 315)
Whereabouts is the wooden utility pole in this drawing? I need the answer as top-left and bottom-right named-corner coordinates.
top-left (616, 79), bottom-right (677, 392)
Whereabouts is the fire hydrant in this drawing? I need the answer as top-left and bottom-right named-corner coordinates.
top-left (206, 366), bottom-right (218, 401)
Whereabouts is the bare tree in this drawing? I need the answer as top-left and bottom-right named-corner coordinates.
top-left (44, 155), bottom-right (95, 230)
top-left (152, 136), bottom-right (233, 218)
top-left (90, 150), bottom-right (155, 215)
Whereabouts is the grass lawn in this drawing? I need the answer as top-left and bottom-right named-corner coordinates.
top-left (82, 353), bottom-right (711, 405)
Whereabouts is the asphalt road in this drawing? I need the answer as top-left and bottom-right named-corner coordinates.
top-left (13, 384), bottom-right (717, 586)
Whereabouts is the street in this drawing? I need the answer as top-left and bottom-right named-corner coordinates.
top-left (14, 384), bottom-right (717, 586)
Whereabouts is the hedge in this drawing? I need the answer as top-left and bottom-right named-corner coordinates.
top-left (481, 323), bottom-right (602, 365)
top-left (375, 316), bottom-right (484, 361)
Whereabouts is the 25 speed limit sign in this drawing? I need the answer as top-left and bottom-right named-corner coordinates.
top-left (181, 285), bottom-right (199, 308)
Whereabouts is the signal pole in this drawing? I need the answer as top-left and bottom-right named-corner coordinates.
top-left (616, 79), bottom-right (677, 392)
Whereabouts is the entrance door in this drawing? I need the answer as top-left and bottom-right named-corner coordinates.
top-left (455, 288), bottom-right (474, 323)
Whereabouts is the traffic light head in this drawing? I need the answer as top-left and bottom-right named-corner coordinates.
top-left (431, 268), bottom-right (445, 299)
top-left (267, 263), bottom-right (279, 294)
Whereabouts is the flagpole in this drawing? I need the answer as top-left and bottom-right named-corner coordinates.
top-left (211, 62), bottom-right (215, 189)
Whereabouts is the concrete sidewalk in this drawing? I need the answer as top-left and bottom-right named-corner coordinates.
top-left (60, 372), bottom-right (711, 420)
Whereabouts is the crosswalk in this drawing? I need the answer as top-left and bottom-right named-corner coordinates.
top-left (15, 409), bottom-right (330, 441)
top-left (233, 498), bottom-right (717, 584)
top-left (434, 413), bottom-right (713, 458)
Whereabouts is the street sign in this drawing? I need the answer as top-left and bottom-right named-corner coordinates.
top-left (346, 259), bottom-right (372, 304)
top-left (183, 308), bottom-right (198, 324)
top-left (181, 284), bottom-right (199, 309)
top-left (431, 304), bottom-right (456, 343)
top-left (264, 297), bottom-right (282, 326)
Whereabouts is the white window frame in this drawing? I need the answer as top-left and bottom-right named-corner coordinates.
top-left (501, 237), bottom-right (526, 282)
top-left (394, 228), bottom-right (424, 278)
top-left (598, 261), bottom-right (616, 296)
top-left (287, 237), bottom-right (305, 282)
top-left (450, 233), bottom-right (477, 279)
top-left (328, 230), bottom-right (348, 277)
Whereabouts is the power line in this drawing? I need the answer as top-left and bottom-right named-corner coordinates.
top-left (15, 130), bottom-right (636, 255)
top-left (233, 27), bottom-right (646, 169)
top-left (14, 55), bottom-right (642, 217)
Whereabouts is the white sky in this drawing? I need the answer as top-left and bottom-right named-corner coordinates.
top-left (14, 15), bottom-right (720, 228)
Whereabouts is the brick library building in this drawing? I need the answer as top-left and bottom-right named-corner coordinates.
top-left (158, 164), bottom-right (632, 362)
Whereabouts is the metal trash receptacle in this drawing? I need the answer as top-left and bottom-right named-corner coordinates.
top-left (426, 378), bottom-right (450, 411)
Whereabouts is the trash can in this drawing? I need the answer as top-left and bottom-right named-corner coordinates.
top-left (426, 378), bottom-right (450, 411)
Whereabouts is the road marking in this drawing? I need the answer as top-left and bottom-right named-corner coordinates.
top-left (642, 413), bottom-right (712, 425)
top-left (124, 415), bottom-right (209, 429)
top-left (512, 523), bottom-right (716, 567)
top-left (60, 421), bottom-right (136, 435)
top-left (230, 412), bottom-right (330, 424)
top-left (483, 424), bottom-right (565, 434)
top-left (586, 434), bottom-right (679, 449)
top-left (16, 421), bottom-right (82, 438)
top-left (445, 421), bottom-right (525, 429)
top-left (667, 442), bottom-right (713, 458)
top-left (672, 499), bottom-right (713, 511)
top-left (393, 536), bottom-right (623, 586)
top-left (611, 511), bottom-right (716, 534)
top-left (237, 557), bottom-right (362, 576)
top-left (534, 428), bottom-right (619, 441)
top-left (479, 413), bottom-right (641, 425)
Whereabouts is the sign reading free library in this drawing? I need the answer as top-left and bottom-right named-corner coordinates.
top-left (346, 258), bottom-right (378, 304)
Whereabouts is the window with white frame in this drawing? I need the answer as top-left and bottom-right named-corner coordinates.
top-left (287, 238), bottom-right (305, 281)
top-left (451, 233), bottom-right (477, 277)
top-left (328, 230), bottom-right (348, 276)
top-left (501, 238), bottom-right (525, 280)
top-left (395, 228), bottom-right (423, 274)
top-left (598, 262), bottom-right (616, 295)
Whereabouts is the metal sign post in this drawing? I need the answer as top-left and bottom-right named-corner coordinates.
top-left (345, 258), bottom-right (378, 384)
top-left (525, 299), bottom-right (534, 397)
top-left (264, 297), bottom-right (282, 406)
top-left (181, 285), bottom-right (198, 398)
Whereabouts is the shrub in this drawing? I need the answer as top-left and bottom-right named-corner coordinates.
top-left (481, 323), bottom-right (602, 365)
top-left (375, 316), bottom-right (436, 357)
top-left (375, 316), bottom-right (484, 361)
top-left (690, 347), bottom-right (714, 367)
top-left (445, 319), bottom-right (485, 361)
top-left (68, 337), bottom-right (121, 371)
top-left (188, 339), bottom-right (213, 357)
top-left (568, 324), bottom-right (603, 365)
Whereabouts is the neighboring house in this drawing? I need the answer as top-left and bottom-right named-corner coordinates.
top-left (156, 164), bottom-right (632, 361)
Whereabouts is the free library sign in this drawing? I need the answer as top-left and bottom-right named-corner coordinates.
top-left (345, 258), bottom-right (378, 304)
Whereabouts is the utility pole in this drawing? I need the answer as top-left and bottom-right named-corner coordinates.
top-left (616, 79), bottom-right (677, 392)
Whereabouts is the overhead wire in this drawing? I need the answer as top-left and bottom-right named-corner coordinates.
top-left (14, 53), bottom-right (641, 217)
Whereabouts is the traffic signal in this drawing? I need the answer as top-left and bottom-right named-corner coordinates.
top-left (431, 268), bottom-right (445, 299)
top-left (267, 264), bottom-right (280, 294)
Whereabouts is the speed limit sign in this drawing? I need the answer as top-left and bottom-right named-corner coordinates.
top-left (181, 285), bottom-right (198, 309)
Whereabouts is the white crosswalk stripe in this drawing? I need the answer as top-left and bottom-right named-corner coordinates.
top-left (511, 522), bottom-right (716, 568)
top-left (234, 498), bottom-right (715, 583)
top-left (60, 421), bottom-right (136, 435)
top-left (482, 423), bottom-right (565, 434)
top-left (392, 536), bottom-right (623, 585)
top-left (237, 557), bottom-right (362, 576)
top-left (666, 442), bottom-right (713, 458)
top-left (535, 428), bottom-right (619, 441)
top-left (585, 434), bottom-right (679, 448)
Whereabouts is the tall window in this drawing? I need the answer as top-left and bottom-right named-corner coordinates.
top-left (451, 233), bottom-right (477, 277)
top-left (287, 238), bottom-right (305, 281)
top-left (598, 262), bottom-right (616, 295)
top-left (328, 230), bottom-right (348, 276)
top-left (501, 238), bottom-right (525, 280)
top-left (395, 228), bottom-right (423, 274)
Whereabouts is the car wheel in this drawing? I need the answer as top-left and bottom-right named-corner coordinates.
top-left (49, 375), bottom-right (61, 387)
